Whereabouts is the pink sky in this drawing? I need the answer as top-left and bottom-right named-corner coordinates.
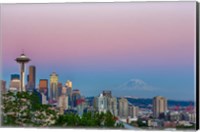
top-left (1, 2), bottom-right (196, 70)
top-left (1, 2), bottom-right (197, 100)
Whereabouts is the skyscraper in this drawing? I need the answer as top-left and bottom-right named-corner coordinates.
top-left (50, 72), bottom-right (58, 102)
top-left (153, 96), bottom-right (168, 119)
top-left (27, 65), bottom-right (36, 91)
top-left (95, 91), bottom-right (118, 116)
top-left (39, 79), bottom-right (48, 96)
top-left (97, 93), bottom-right (108, 113)
top-left (65, 80), bottom-right (72, 107)
top-left (118, 98), bottom-right (128, 119)
top-left (15, 53), bottom-right (30, 92)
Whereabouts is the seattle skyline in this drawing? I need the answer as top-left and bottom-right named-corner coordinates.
top-left (1, 2), bottom-right (196, 100)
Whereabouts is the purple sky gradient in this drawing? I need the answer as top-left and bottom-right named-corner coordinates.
top-left (1, 2), bottom-right (196, 100)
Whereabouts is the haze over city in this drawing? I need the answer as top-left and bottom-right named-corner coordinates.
top-left (1, 2), bottom-right (196, 100)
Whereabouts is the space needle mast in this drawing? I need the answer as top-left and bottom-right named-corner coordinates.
top-left (15, 52), bottom-right (30, 92)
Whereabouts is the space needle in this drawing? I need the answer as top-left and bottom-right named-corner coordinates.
top-left (15, 52), bottom-right (30, 92)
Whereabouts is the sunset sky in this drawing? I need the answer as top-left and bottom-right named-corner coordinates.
top-left (1, 2), bottom-right (196, 100)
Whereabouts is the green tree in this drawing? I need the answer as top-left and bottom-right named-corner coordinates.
top-left (104, 111), bottom-right (115, 127)
top-left (2, 91), bottom-right (58, 127)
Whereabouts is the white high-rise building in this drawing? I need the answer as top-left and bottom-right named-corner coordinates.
top-left (97, 94), bottom-right (108, 113)
top-left (96, 92), bottom-right (118, 116)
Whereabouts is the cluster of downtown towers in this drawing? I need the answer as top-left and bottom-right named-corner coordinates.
top-left (1, 53), bottom-right (168, 119)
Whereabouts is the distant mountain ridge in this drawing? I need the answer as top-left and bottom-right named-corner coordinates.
top-left (85, 96), bottom-right (194, 107)
top-left (125, 97), bottom-right (194, 108)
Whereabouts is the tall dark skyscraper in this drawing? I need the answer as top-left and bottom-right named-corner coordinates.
top-left (28, 65), bottom-right (36, 91)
